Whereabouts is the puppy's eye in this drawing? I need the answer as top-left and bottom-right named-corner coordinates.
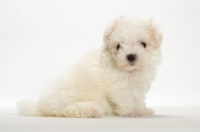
top-left (117, 44), bottom-right (121, 50)
top-left (140, 42), bottom-right (146, 48)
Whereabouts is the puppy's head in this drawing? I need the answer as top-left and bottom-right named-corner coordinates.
top-left (103, 17), bottom-right (162, 71)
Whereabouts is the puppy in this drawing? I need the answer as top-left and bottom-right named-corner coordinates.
top-left (17, 17), bottom-right (162, 118)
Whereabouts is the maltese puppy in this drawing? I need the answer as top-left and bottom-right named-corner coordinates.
top-left (17, 17), bottom-right (162, 118)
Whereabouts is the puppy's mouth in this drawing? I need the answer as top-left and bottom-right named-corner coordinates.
top-left (121, 63), bottom-right (136, 71)
top-left (121, 61), bottom-right (145, 71)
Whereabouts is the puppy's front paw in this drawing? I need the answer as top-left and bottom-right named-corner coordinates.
top-left (145, 108), bottom-right (154, 115)
top-left (116, 108), bottom-right (154, 117)
top-left (129, 109), bottom-right (146, 117)
top-left (87, 107), bottom-right (104, 118)
top-left (129, 108), bottom-right (154, 117)
top-left (63, 101), bottom-right (104, 118)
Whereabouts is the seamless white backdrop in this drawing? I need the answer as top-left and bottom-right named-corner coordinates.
top-left (0, 0), bottom-right (200, 107)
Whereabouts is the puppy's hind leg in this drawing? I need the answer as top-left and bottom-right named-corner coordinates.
top-left (63, 101), bottom-right (104, 118)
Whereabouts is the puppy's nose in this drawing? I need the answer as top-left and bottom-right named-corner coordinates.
top-left (127, 54), bottom-right (136, 62)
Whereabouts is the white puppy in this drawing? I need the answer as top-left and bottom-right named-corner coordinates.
top-left (17, 17), bottom-right (163, 118)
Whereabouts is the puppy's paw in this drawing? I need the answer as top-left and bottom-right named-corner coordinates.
top-left (129, 108), bottom-right (154, 117)
top-left (128, 109), bottom-right (147, 117)
top-left (63, 101), bottom-right (104, 118)
top-left (145, 108), bottom-right (154, 115)
top-left (116, 108), bottom-right (154, 117)
top-left (87, 107), bottom-right (104, 118)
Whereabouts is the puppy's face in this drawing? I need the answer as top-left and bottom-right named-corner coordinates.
top-left (103, 17), bottom-right (162, 71)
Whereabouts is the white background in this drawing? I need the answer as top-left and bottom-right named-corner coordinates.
top-left (0, 0), bottom-right (200, 107)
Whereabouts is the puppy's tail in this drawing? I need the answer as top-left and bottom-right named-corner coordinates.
top-left (16, 99), bottom-right (42, 116)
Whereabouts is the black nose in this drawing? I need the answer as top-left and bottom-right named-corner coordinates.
top-left (127, 54), bottom-right (136, 62)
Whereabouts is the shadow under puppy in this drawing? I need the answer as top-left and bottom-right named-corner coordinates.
top-left (17, 16), bottom-right (163, 118)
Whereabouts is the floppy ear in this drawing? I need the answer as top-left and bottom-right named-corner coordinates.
top-left (154, 27), bottom-right (163, 48)
top-left (148, 19), bottom-right (163, 48)
top-left (103, 18), bottom-right (120, 43)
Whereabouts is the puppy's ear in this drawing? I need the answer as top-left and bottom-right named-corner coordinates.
top-left (148, 19), bottom-right (163, 48)
top-left (154, 27), bottom-right (163, 48)
top-left (103, 18), bottom-right (120, 43)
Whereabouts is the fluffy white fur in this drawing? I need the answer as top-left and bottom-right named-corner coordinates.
top-left (17, 17), bottom-right (163, 118)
